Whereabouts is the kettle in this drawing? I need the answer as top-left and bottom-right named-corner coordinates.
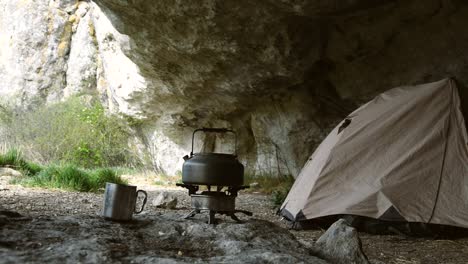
top-left (181, 128), bottom-right (244, 187)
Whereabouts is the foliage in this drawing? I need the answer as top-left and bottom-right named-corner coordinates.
top-left (0, 97), bottom-right (138, 168)
top-left (244, 173), bottom-right (295, 208)
top-left (19, 164), bottom-right (127, 192)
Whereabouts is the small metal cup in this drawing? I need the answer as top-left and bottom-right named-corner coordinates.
top-left (102, 182), bottom-right (148, 221)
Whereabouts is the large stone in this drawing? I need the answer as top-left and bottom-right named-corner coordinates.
top-left (0, 212), bottom-right (332, 263)
top-left (0, 167), bottom-right (22, 177)
top-left (152, 191), bottom-right (178, 209)
top-left (314, 219), bottom-right (370, 264)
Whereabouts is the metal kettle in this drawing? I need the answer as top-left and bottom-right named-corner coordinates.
top-left (181, 128), bottom-right (244, 187)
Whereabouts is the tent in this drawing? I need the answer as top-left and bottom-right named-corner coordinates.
top-left (280, 78), bottom-right (468, 229)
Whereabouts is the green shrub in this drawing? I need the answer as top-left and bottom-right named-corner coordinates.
top-left (0, 97), bottom-right (138, 168)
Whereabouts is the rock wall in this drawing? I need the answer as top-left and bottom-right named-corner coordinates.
top-left (1, 0), bottom-right (468, 176)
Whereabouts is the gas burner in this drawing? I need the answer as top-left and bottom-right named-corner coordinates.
top-left (176, 184), bottom-right (252, 224)
top-left (177, 128), bottom-right (252, 224)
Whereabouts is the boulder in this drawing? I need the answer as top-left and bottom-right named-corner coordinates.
top-left (152, 192), bottom-right (178, 209)
top-left (0, 212), bottom-right (331, 263)
top-left (314, 219), bottom-right (370, 264)
top-left (0, 168), bottom-right (23, 177)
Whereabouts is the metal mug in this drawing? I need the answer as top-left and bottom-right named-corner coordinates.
top-left (102, 182), bottom-right (148, 221)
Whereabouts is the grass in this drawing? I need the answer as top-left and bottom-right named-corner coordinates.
top-left (92, 168), bottom-right (128, 187)
top-left (0, 149), bottom-right (127, 192)
top-left (19, 165), bottom-right (127, 192)
top-left (244, 174), bottom-right (295, 208)
top-left (0, 149), bottom-right (43, 176)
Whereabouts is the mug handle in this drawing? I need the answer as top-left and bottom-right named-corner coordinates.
top-left (134, 190), bottom-right (148, 214)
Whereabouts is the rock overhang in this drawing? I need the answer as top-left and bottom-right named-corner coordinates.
top-left (1, 0), bottom-right (468, 176)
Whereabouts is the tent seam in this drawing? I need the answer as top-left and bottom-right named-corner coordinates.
top-left (427, 79), bottom-right (453, 223)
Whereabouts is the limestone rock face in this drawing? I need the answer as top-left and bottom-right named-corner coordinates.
top-left (1, 0), bottom-right (468, 176)
top-left (64, 1), bottom-right (97, 98)
top-left (0, 0), bottom-right (76, 105)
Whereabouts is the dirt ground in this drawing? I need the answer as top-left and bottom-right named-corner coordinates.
top-left (1, 174), bottom-right (468, 264)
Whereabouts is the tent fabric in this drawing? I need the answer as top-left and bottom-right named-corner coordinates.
top-left (280, 78), bottom-right (468, 228)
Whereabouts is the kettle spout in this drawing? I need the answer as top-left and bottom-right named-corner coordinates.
top-left (183, 155), bottom-right (190, 161)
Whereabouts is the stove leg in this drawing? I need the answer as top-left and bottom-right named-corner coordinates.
top-left (184, 209), bottom-right (199, 219)
top-left (208, 211), bottom-right (217, 224)
top-left (235, 209), bottom-right (253, 216)
top-left (230, 213), bottom-right (243, 223)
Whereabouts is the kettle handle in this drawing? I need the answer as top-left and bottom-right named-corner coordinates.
top-left (191, 128), bottom-right (237, 156)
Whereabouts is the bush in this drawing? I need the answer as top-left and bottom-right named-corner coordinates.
top-left (0, 97), bottom-right (138, 168)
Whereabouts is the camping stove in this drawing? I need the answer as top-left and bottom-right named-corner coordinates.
top-left (176, 184), bottom-right (252, 224)
top-left (176, 128), bottom-right (252, 224)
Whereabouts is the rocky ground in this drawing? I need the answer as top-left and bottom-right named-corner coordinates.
top-left (1, 173), bottom-right (468, 263)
